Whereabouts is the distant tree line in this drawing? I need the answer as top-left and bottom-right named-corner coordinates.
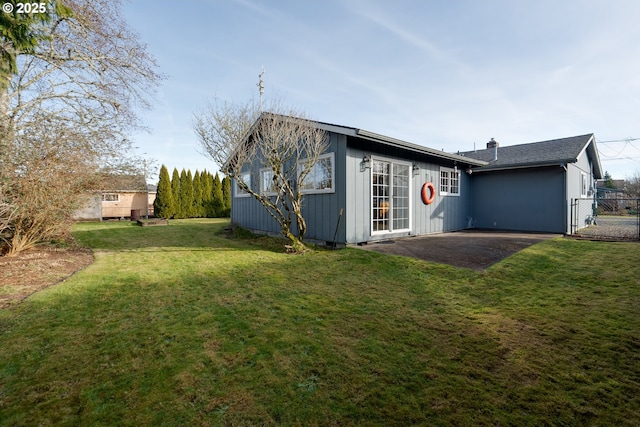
top-left (154, 165), bottom-right (231, 219)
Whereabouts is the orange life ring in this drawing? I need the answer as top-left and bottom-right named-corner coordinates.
top-left (421, 182), bottom-right (436, 205)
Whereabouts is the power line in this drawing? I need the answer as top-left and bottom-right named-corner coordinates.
top-left (599, 144), bottom-right (629, 158)
top-left (596, 137), bottom-right (640, 143)
top-left (596, 137), bottom-right (640, 159)
top-left (601, 156), bottom-right (640, 164)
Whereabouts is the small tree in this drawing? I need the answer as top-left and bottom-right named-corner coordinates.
top-left (221, 176), bottom-right (231, 217)
top-left (154, 165), bottom-right (174, 219)
top-left (192, 170), bottom-right (203, 217)
top-left (194, 100), bottom-right (329, 252)
top-left (211, 173), bottom-right (224, 217)
top-left (179, 169), bottom-right (194, 218)
top-left (603, 171), bottom-right (616, 189)
top-left (170, 168), bottom-right (181, 218)
top-left (201, 170), bottom-right (213, 217)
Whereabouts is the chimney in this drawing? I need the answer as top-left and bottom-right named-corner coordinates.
top-left (487, 138), bottom-right (499, 161)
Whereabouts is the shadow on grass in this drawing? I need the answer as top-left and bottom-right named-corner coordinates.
top-left (1, 236), bottom-right (638, 426)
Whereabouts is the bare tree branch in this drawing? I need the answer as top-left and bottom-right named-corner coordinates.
top-left (0, 0), bottom-right (163, 256)
top-left (194, 99), bottom-right (329, 252)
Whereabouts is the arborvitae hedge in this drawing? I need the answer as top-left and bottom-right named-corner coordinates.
top-left (153, 165), bottom-right (174, 219)
top-left (221, 176), bottom-right (231, 217)
top-left (170, 168), bottom-right (181, 218)
top-left (155, 167), bottom-right (230, 218)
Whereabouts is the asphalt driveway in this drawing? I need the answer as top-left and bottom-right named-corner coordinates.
top-left (356, 230), bottom-right (559, 270)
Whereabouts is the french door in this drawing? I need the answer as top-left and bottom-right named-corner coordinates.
top-left (372, 160), bottom-right (410, 233)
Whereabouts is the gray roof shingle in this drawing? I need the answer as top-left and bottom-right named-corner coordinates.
top-left (97, 174), bottom-right (148, 192)
top-left (459, 134), bottom-right (602, 177)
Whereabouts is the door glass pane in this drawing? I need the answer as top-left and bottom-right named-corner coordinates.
top-left (393, 164), bottom-right (409, 230)
top-left (372, 161), bottom-right (389, 232)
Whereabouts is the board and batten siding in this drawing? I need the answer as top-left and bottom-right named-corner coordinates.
top-left (345, 145), bottom-right (472, 244)
top-left (413, 165), bottom-right (472, 236)
top-left (566, 148), bottom-right (596, 232)
top-left (471, 166), bottom-right (566, 233)
top-left (298, 133), bottom-right (347, 244)
top-left (230, 132), bottom-right (347, 244)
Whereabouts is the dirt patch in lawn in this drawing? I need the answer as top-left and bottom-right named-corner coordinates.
top-left (0, 247), bottom-right (94, 309)
top-left (356, 230), bottom-right (559, 270)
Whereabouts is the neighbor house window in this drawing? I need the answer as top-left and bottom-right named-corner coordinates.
top-left (440, 167), bottom-right (460, 196)
top-left (102, 193), bottom-right (119, 202)
top-left (235, 171), bottom-right (251, 197)
top-left (298, 153), bottom-right (334, 194)
top-left (372, 159), bottom-right (410, 233)
top-left (260, 168), bottom-right (277, 195)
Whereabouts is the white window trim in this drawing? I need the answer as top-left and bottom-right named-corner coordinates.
top-left (371, 157), bottom-right (412, 235)
top-left (581, 172), bottom-right (589, 197)
top-left (439, 167), bottom-right (461, 197)
top-left (234, 171), bottom-right (251, 198)
top-left (260, 168), bottom-right (278, 196)
top-left (102, 193), bottom-right (120, 202)
top-left (298, 152), bottom-right (335, 194)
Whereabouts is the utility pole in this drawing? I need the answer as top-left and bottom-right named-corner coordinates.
top-left (143, 158), bottom-right (149, 219)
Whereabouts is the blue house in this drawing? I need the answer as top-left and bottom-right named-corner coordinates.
top-left (231, 117), bottom-right (602, 245)
top-left (460, 134), bottom-right (602, 234)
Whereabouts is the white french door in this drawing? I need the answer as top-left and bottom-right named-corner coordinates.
top-left (372, 160), bottom-right (410, 234)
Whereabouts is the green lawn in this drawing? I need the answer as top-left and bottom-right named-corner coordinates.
top-left (0, 219), bottom-right (639, 426)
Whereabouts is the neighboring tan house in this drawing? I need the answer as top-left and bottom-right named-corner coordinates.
top-left (230, 114), bottom-right (603, 245)
top-left (74, 175), bottom-right (156, 220)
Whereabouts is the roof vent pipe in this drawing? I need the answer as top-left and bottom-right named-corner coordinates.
top-left (487, 138), bottom-right (499, 160)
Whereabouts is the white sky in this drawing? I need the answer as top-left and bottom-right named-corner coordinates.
top-left (122, 0), bottom-right (640, 182)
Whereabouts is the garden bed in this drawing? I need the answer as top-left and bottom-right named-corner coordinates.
top-left (136, 218), bottom-right (168, 227)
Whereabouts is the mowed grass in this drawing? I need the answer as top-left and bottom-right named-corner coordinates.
top-left (0, 218), bottom-right (639, 426)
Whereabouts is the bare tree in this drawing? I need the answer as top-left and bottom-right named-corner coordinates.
top-left (193, 99), bottom-right (329, 252)
top-left (624, 169), bottom-right (640, 198)
top-left (0, 0), bottom-right (162, 256)
top-left (2, 119), bottom-right (106, 255)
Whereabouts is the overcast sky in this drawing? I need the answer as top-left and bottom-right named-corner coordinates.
top-left (122, 0), bottom-right (640, 182)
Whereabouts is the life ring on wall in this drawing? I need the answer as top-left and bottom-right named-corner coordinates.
top-left (421, 182), bottom-right (436, 205)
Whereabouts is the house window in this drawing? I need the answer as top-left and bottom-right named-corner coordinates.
top-left (372, 160), bottom-right (410, 233)
top-left (581, 173), bottom-right (589, 197)
top-left (260, 168), bottom-right (277, 195)
top-left (235, 171), bottom-right (251, 198)
top-left (440, 167), bottom-right (460, 196)
top-left (102, 193), bottom-right (119, 202)
top-left (298, 153), bottom-right (334, 194)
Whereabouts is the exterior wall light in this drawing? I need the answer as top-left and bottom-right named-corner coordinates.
top-left (412, 162), bottom-right (420, 176)
top-left (360, 154), bottom-right (371, 171)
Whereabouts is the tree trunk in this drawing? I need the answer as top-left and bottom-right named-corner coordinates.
top-left (0, 80), bottom-right (12, 174)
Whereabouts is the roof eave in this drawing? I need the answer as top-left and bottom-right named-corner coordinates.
top-left (586, 135), bottom-right (604, 179)
top-left (472, 159), bottom-right (576, 173)
top-left (355, 129), bottom-right (487, 166)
